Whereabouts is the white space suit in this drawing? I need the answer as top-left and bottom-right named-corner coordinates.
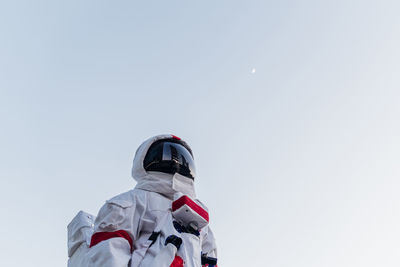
top-left (68, 134), bottom-right (218, 267)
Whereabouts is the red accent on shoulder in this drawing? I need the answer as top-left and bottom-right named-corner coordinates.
top-left (90, 230), bottom-right (133, 252)
top-left (172, 135), bottom-right (181, 140)
top-left (170, 255), bottom-right (184, 267)
top-left (172, 195), bottom-right (209, 222)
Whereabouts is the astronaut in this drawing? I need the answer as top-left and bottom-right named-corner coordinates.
top-left (79, 134), bottom-right (218, 267)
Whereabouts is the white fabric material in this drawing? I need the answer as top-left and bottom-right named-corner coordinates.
top-left (69, 134), bottom-right (217, 267)
top-left (67, 211), bottom-right (96, 267)
top-left (67, 211), bottom-right (95, 257)
top-left (87, 237), bottom-right (133, 267)
top-left (150, 243), bottom-right (177, 267)
top-left (172, 173), bottom-right (196, 199)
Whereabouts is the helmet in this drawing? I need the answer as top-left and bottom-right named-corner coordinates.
top-left (143, 136), bottom-right (196, 180)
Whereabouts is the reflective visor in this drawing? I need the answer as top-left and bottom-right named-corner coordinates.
top-left (143, 139), bottom-right (196, 180)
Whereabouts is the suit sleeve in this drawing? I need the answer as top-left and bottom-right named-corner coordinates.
top-left (86, 198), bottom-right (138, 267)
top-left (201, 226), bottom-right (218, 266)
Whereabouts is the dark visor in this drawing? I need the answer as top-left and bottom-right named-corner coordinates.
top-left (143, 139), bottom-right (196, 180)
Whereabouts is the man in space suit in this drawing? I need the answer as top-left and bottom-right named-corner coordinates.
top-left (85, 134), bottom-right (218, 267)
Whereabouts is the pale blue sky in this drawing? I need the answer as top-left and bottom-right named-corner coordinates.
top-left (1, 0), bottom-right (400, 266)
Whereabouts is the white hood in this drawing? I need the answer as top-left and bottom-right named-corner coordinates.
top-left (131, 134), bottom-right (196, 199)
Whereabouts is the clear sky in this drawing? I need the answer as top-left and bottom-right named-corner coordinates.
top-left (1, 0), bottom-right (399, 266)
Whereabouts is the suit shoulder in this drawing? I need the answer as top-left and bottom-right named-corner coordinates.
top-left (106, 190), bottom-right (138, 208)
